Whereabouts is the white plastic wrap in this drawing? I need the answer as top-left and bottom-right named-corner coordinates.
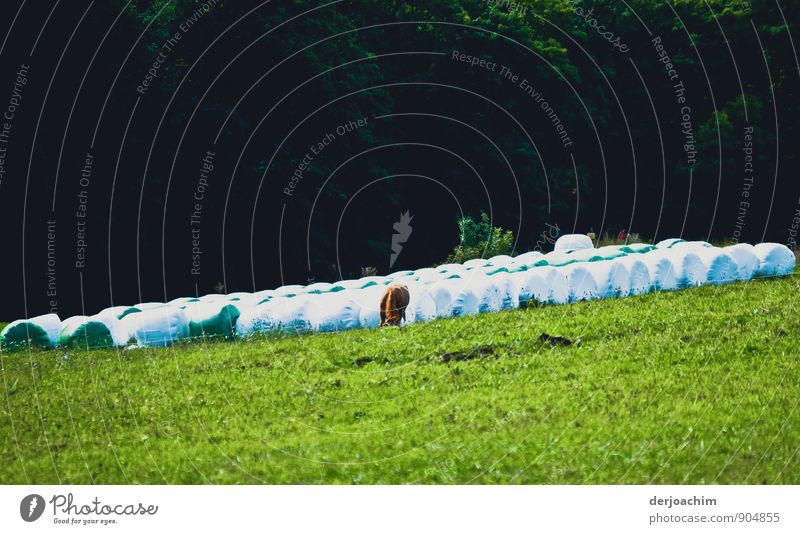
top-left (122, 306), bottom-right (190, 347)
top-left (554, 234), bottom-right (593, 252)
top-left (614, 256), bottom-right (651, 295)
top-left (753, 243), bottom-right (796, 278)
top-left (642, 251), bottom-right (679, 291)
top-left (511, 270), bottom-right (549, 305)
top-left (562, 264), bottom-right (600, 302)
top-left (312, 292), bottom-right (362, 332)
top-left (723, 244), bottom-right (760, 281)
top-left (695, 249), bottom-right (738, 285)
top-left (585, 261), bottom-right (630, 298)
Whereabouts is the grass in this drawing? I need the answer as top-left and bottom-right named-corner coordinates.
top-left (1, 274), bottom-right (798, 484)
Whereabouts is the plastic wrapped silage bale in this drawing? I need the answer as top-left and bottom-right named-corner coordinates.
top-left (98, 305), bottom-right (142, 320)
top-left (235, 301), bottom-right (274, 337)
top-left (415, 268), bottom-right (444, 285)
top-left (470, 276), bottom-right (504, 313)
top-left (488, 254), bottom-right (514, 267)
top-left (303, 282), bottom-right (336, 294)
top-left (444, 279), bottom-right (480, 317)
top-left (334, 278), bottom-right (379, 291)
top-left (235, 296), bottom-right (318, 335)
top-left (562, 264), bottom-right (600, 302)
top-left (695, 248), bottom-right (739, 285)
top-left (272, 285), bottom-right (304, 298)
top-left (753, 243), bottom-right (796, 277)
top-left (58, 316), bottom-right (117, 349)
top-left (311, 292), bottom-right (362, 332)
top-left (427, 283), bottom-right (455, 317)
top-left (554, 234), bottom-right (593, 252)
top-left (436, 263), bottom-right (464, 275)
top-left (642, 251), bottom-right (679, 291)
top-left (183, 301), bottom-right (241, 339)
top-left (169, 297), bottom-right (197, 308)
top-left (566, 248), bottom-right (609, 263)
top-left (91, 312), bottom-right (130, 346)
top-left (252, 290), bottom-right (276, 306)
top-left (619, 243), bottom-right (657, 255)
top-left (463, 258), bottom-right (493, 269)
top-left (355, 285), bottom-right (387, 329)
top-left (512, 251), bottom-right (544, 266)
top-left (122, 306), bottom-right (190, 347)
top-left (536, 266), bottom-right (570, 304)
top-left (404, 283), bottom-right (438, 324)
top-left (723, 244), bottom-right (760, 281)
top-left (1, 313), bottom-right (62, 350)
top-left (669, 250), bottom-right (708, 288)
top-left (489, 272), bottom-right (520, 310)
top-left (510, 270), bottom-right (549, 306)
top-left (655, 238), bottom-right (684, 249)
top-left (585, 261), bottom-right (630, 298)
top-left (614, 255), bottom-right (651, 295)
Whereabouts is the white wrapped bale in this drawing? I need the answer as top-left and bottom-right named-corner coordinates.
top-left (1, 313), bottom-right (62, 349)
top-left (562, 264), bottom-right (600, 302)
top-left (415, 268), bottom-right (444, 285)
top-left (184, 301), bottom-right (241, 339)
top-left (234, 296), bottom-right (318, 336)
top-left (585, 261), bottom-right (630, 298)
top-left (253, 289), bottom-right (276, 303)
top-left (58, 315), bottom-right (122, 349)
top-left (511, 270), bottom-right (549, 306)
top-left (490, 272), bottom-right (520, 310)
top-left (312, 292), bottom-right (362, 332)
top-left (273, 285), bottom-right (304, 297)
top-left (695, 249), bottom-right (738, 285)
top-left (642, 251), bottom-right (679, 291)
top-left (470, 277), bottom-right (504, 313)
top-left (488, 254), bottom-right (514, 267)
top-left (446, 280), bottom-right (480, 317)
top-left (463, 258), bottom-right (492, 269)
top-left (538, 267), bottom-right (570, 304)
top-left (723, 244), bottom-right (760, 281)
top-left (512, 251), bottom-right (544, 266)
top-left (98, 305), bottom-right (142, 320)
top-left (93, 313), bottom-right (130, 346)
top-left (655, 238), bottom-right (684, 249)
top-left (427, 283), bottom-right (455, 317)
top-left (405, 284), bottom-right (438, 323)
top-left (122, 306), bottom-right (190, 347)
top-left (753, 243), bottom-right (796, 278)
top-left (352, 285), bottom-right (387, 329)
top-left (614, 256), bottom-right (651, 295)
top-left (669, 250), bottom-right (708, 288)
top-left (436, 263), bottom-right (465, 274)
top-left (554, 234), bottom-right (593, 252)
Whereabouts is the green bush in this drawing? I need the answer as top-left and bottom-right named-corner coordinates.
top-left (445, 212), bottom-right (514, 264)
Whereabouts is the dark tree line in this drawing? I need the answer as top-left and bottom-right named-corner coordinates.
top-left (0, 0), bottom-right (797, 318)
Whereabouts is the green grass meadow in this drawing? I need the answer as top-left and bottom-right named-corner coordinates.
top-left (1, 274), bottom-right (798, 484)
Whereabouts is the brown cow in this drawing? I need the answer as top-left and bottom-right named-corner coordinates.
top-left (380, 283), bottom-right (410, 326)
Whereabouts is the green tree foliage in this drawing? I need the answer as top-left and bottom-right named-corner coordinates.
top-left (446, 212), bottom-right (515, 263)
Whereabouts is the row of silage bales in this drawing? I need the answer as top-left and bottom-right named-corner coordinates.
top-left (3, 235), bottom-right (796, 350)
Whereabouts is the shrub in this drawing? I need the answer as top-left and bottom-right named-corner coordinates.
top-left (445, 212), bottom-right (514, 264)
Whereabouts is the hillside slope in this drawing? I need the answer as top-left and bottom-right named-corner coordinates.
top-left (1, 274), bottom-right (798, 484)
